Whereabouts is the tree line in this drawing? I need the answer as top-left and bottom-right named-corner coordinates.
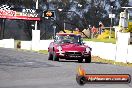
top-left (0, 0), bottom-right (130, 40)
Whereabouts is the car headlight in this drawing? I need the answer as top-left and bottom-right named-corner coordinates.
top-left (57, 46), bottom-right (62, 51)
top-left (86, 47), bottom-right (90, 52)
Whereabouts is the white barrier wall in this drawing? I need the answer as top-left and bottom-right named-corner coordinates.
top-left (0, 39), bottom-right (14, 48)
top-left (127, 45), bottom-right (132, 63)
top-left (20, 40), bottom-right (54, 50)
top-left (39, 40), bottom-right (54, 50)
top-left (115, 32), bottom-right (132, 63)
top-left (84, 41), bottom-right (116, 61)
top-left (0, 40), bottom-right (4, 47)
top-left (21, 41), bottom-right (32, 50)
top-left (0, 38), bottom-right (132, 63)
top-left (86, 42), bottom-right (132, 63)
top-left (3, 39), bottom-right (14, 48)
top-left (32, 30), bottom-right (40, 51)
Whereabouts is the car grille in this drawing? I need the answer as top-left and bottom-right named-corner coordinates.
top-left (65, 52), bottom-right (82, 58)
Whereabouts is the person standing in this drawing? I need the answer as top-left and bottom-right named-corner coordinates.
top-left (98, 21), bottom-right (104, 35)
top-left (91, 26), bottom-right (97, 38)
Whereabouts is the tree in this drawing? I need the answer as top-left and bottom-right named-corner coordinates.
top-left (0, 0), bottom-right (130, 39)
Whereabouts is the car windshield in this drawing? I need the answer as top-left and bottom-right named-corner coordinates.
top-left (55, 34), bottom-right (82, 44)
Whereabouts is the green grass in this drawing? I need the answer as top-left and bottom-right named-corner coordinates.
top-left (37, 50), bottom-right (132, 67)
top-left (92, 56), bottom-right (132, 67)
top-left (39, 50), bottom-right (48, 54)
top-left (83, 38), bottom-right (116, 44)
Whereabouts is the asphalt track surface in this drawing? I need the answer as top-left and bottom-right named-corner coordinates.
top-left (0, 48), bottom-right (131, 88)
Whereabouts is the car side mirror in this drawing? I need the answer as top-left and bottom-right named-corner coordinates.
top-left (82, 42), bottom-right (85, 45)
top-left (90, 47), bottom-right (92, 51)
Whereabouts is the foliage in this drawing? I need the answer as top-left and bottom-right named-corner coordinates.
top-left (0, 0), bottom-right (131, 40)
top-left (117, 21), bottom-right (132, 33)
top-left (64, 30), bottom-right (72, 33)
top-left (48, 0), bottom-right (130, 31)
top-left (0, 0), bottom-right (35, 8)
top-left (0, 0), bottom-right (130, 27)
top-left (73, 30), bottom-right (80, 34)
top-left (127, 21), bottom-right (132, 32)
top-left (97, 29), bottom-right (115, 39)
top-left (59, 29), bottom-right (81, 34)
top-left (121, 28), bottom-right (132, 33)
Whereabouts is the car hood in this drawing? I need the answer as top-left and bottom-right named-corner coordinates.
top-left (60, 43), bottom-right (86, 51)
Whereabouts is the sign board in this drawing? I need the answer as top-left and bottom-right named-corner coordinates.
top-left (0, 4), bottom-right (40, 21)
top-left (22, 9), bottom-right (38, 17)
top-left (0, 10), bottom-right (16, 16)
top-left (22, 9), bottom-right (36, 13)
top-left (109, 14), bottom-right (115, 18)
top-left (19, 12), bottom-right (38, 17)
top-left (0, 10), bottom-right (40, 21)
top-left (43, 11), bottom-right (54, 17)
top-left (0, 15), bottom-right (40, 20)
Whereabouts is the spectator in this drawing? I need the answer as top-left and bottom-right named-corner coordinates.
top-left (98, 21), bottom-right (104, 35)
top-left (89, 25), bottom-right (92, 38)
top-left (91, 26), bottom-right (97, 38)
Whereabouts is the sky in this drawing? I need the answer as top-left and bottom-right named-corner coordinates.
top-left (129, 0), bottom-right (132, 6)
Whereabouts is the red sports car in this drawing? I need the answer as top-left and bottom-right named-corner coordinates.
top-left (48, 33), bottom-right (92, 63)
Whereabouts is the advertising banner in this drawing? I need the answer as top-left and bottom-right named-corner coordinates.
top-left (0, 7), bottom-right (40, 21)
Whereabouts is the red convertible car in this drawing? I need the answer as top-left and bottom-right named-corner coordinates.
top-left (48, 33), bottom-right (92, 63)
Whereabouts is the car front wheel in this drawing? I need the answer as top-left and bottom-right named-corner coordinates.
top-left (48, 52), bottom-right (53, 60)
top-left (85, 55), bottom-right (91, 63)
top-left (78, 59), bottom-right (83, 63)
top-left (53, 52), bottom-right (59, 61)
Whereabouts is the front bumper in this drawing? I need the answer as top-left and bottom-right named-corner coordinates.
top-left (56, 51), bottom-right (91, 59)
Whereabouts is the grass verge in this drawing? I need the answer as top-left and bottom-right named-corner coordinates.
top-left (92, 56), bottom-right (132, 67)
top-left (37, 50), bottom-right (132, 67)
top-left (39, 50), bottom-right (48, 54)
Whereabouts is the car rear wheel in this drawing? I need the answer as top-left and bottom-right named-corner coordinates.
top-left (53, 52), bottom-right (59, 61)
top-left (85, 55), bottom-right (91, 63)
top-left (48, 52), bottom-right (53, 60)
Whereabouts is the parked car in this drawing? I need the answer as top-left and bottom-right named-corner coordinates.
top-left (48, 33), bottom-right (92, 63)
